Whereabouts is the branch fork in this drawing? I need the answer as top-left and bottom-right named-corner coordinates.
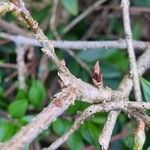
top-left (0, 1), bottom-right (150, 150)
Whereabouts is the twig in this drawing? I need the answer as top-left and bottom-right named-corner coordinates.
top-left (16, 44), bottom-right (27, 89)
top-left (99, 0), bottom-right (146, 150)
top-left (99, 111), bottom-right (119, 150)
top-left (50, 0), bottom-right (90, 74)
top-left (81, 14), bottom-right (102, 40)
top-left (5, 83), bottom-right (17, 97)
top-left (1, 86), bottom-right (77, 150)
top-left (50, 0), bottom-right (59, 39)
top-left (0, 63), bottom-right (17, 69)
top-left (6, 0), bottom-right (61, 69)
top-left (0, 32), bottom-right (149, 51)
top-left (0, 0), bottom-right (122, 106)
top-left (4, 71), bottom-right (18, 83)
top-left (121, 0), bottom-right (145, 149)
top-left (44, 100), bottom-right (150, 150)
top-left (38, 55), bottom-right (49, 83)
top-left (63, 0), bottom-right (107, 34)
top-left (0, 1), bottom-right (150, 150)
top-left (37, 0), bottom-right (59, 83)
top-left (110, 126), bottom-right (129, 142)
top-left (0, 19), bottom-right (32, 36)
top-left (98, 5), bottom-right (150, 14)
top-left (122, 0), bottom-right (142, 101)
top-left (98, 46), bottom-right (150, 150)
top-left (1, 44), bottom-right (150, 150)
top-left (1, 43), bottom-right (149, 150)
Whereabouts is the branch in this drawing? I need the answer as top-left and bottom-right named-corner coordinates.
top-left (122, 0), bottom-right (145, 149)
top-left (99, 45), bottom-right (150, 149)
top-left (4, 1), bottom-right (61, 69)
top-left (122, 0), bottom-right (142, 101)
top-left (45, 101), bottom-right (150, 150)
top-left (0, 63), bottom-right (17, 69)
top-left (99, 5), bottom-right (150, 14)
top-left (99, 110), bottom-right (119, 150)
top-left (98, 46), bottom-right (150, 150)
top-left (50, 0), bottom-right (59, 39)
top-left (0, 32), bottom-right (149, 51)
top-left (1, 86), bottom-right (77, 150)
top-left (0, 19), bottom-right (32, 36)
top-left (2, 45), bottom-right (149, 150)
top-left (0, 1), bottom-right (150, 150)
top-left (15, 44), bottom-right (27, 89)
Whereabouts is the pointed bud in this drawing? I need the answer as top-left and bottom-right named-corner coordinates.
top-left (92, 61), bottom-right (103, 87)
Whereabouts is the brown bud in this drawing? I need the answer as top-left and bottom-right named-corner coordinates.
top-left (92, 61), bottom-right (103, 87)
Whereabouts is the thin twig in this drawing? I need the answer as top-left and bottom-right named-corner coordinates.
top-left (44, 100), bottom-right (150, 150)
top-left (121, 0), bottom-right (145, 149)
top-left (98, 5), bottom-right (150, 14)
top-left (0, 19), bottom-right (32, 36)
top-left (98, 46), bottom-right (150, 150)
top-left (99, 111), bottom-right (119, 150)
top-left (50, 0), bottom-right (90, 73)
top-left (45, 47), bottom-right (150, 150)
top-left (4, 71), bottom-right (18, 83)
top-left (50, 0), bottom-right (60, 39)
top-left (0, 32), bottom-right (149, 51)
top-left (16, 44), bottom-right (27, 89)
top-left (0, 1), bottom-right (150, 150)
top-left (63, 0), bottom-right (107, 34)
top-left (0, 63), bottom-right (17, 69)
top-left (7, 0), bottom-right (61, 69)
top-left (1, 86), bottom-right (77, 150)
top-left (122, 0), bottom-right (142, 101)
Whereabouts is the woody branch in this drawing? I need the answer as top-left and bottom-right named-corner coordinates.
top-left (0, 1), bottom-right (150, 150)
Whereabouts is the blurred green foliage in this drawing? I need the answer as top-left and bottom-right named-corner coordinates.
top-left (62, 0), bottom-right (79, 16)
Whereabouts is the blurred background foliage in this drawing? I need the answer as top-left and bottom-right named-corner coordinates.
top-left (0, 0), bottom-right (150, 149)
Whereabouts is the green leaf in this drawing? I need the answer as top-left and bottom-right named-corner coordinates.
top-left (80, 122), bottom-right (99, 149)
top-left (0, 86), bottom-right (4, 95)
top-left (0, 122), bottom-right (16, 142)
top-left (80, 124), bottom-right (93, 144)
top-left (140, 77), bottom-right (150, 101)
top-left (32, 6), bottom-right (50, 22)
top-left (62, 0), bottom-right (79, 16)
top-left (110, 18), bottom-right (123, 36)
top-left (52, 118), bottom-right (72, 136)
top-left (87, 122), bottom-right (99, 148)
top-left (123, 134), bottom-right (134, 149)
top-left (133, 21), bottom-right (141, 40)
top-left (8, 100), bottom-right (28, 118)
top-left (52, 119), bottom-right (65, 135)
top-left (90, 114), bottom-right (106, 124)
top-left (132, 0), bottom-right (150, 7)
top-left (101, 62), bottom-right (122, 89)
top-left (66, 101), bottom-right (89, 115)
top-left (67, 132), bottom-right (83, 150)
top-left (20, 115), bottom-right (34, 125)
top-left (77, 49), bottom-right (116, 62)
top-left (0, 86), bottom-right (5, 101)
top-left (106, 50), bottom-right (128, 73)
top-left (68, 60), bottom-right (80, 77)
top-left (29, 80), bottom-right (46, 108)
top-left (0, 95), bottom-right (8, 109)
top-left (102, 62), bottom-right (121, 79)
top-left (15, 89), bottom-right (28, 101)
